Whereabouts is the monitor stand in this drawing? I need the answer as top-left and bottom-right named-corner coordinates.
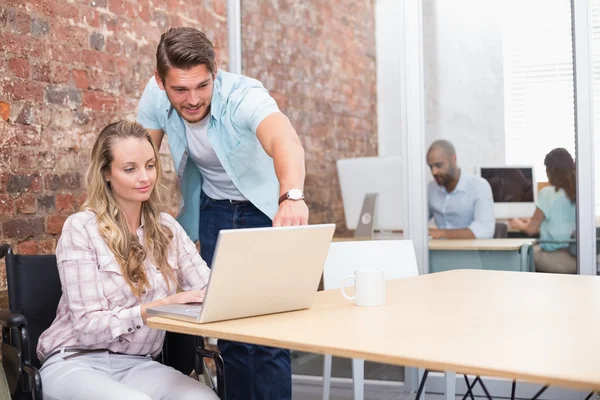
top-left (355, 193), bottom-right (378, 239)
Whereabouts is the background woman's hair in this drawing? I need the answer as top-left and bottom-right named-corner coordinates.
top-left (544, 147), bottom-right (576, 203)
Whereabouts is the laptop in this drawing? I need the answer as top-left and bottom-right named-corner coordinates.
top-left (147, 223), bottom-right (336, 324)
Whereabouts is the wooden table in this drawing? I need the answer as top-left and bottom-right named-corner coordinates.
top-left (429, 238), bottom-right (535, 273)
top-left (148, 269), bottom-right (600, 392)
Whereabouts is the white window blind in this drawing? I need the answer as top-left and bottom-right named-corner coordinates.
top-left (503, 0), bottom-right (576, 183)
top-left (592, 0), bottom-right (600, 213)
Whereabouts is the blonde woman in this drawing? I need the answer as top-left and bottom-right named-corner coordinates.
top-left (36, 121), bottom-right (218, 400)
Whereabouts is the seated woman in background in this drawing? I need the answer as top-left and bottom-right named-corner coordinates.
top-left (510, 148), bottom-right (577, 274)
top-left (36, 121), bottom-right (218, 400)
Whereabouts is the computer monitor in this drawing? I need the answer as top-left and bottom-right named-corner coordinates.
top-left (336, 156), bottom-right (403, 235)
top-left (477, 165), bottom-right (537, 219)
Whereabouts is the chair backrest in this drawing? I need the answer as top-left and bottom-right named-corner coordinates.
top-left (565, 227), bottom-right (600, 257)
top-left (5, 250), bottom-right (62, 369)
top-left (494, 222), bottom-right (508, 238)
top-left (323, 240), bottom-right (418, 290)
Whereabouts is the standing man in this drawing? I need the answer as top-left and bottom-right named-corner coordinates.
top-left (426, 139), bottom-right (495, 239)
top-left (137, 27), bottom-right (308, 400)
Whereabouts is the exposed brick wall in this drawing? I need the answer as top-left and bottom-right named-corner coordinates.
top-left (242, 1), bottom-right (378, 235)
top-left (0, 0), bottom-right (377, 301)
top-left (0, 0), bottom-right (227, 295)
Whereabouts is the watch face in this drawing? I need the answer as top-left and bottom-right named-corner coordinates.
top-left (288, 188), bottom-right (304, 200)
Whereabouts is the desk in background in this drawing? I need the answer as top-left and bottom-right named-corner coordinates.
top-left (334, 236), bottom-right (535, 273)
top-left (429, 238), bottom-right (535, 273)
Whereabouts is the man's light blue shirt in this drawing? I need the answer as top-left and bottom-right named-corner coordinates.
top-left (136, 71), bottom-right (280, 241)
top-left (428, 171), bottom-right (495, 239)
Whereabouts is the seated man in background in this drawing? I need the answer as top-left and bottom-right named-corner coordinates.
top-left (427, 140), bottom-right (495, 239)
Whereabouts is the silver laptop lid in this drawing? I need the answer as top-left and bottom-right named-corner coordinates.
top-left (198, 223), bottom-right (336, 323)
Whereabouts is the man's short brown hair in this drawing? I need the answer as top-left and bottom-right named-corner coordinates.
top-left (156, 27), bottom-right (216, 82)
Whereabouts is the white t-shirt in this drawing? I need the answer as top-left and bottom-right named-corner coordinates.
top-left (184, 117), bottom-right (246, 201)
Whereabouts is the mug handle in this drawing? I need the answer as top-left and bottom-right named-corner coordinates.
top-left (341, 275), bottom-right (355, 300)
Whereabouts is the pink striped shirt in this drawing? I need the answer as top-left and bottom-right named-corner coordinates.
top-left (37, 210), bottom-right (210, 363)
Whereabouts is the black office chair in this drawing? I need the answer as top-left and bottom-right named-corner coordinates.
top-left (0, 243), bottom-right (225, 400)
top-left (494, 222), bottom-right (509, 238)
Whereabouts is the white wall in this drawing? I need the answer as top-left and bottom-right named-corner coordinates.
top-left (376, 0), bottom-right (403, 157)
top-left (422, 0), bottom-right (506, 175)
top-left (376, 0), bottom-right (506, 173)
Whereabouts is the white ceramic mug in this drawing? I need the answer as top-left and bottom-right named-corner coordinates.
top-left (340, 269), bottom-right (386, 306)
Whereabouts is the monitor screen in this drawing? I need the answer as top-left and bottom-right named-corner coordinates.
top-left (480, 167), bottom-right (534, 203)
top-left (336, 156), bottom-right (403, 231)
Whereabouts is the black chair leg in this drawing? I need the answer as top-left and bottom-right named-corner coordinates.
top-left (530, 385), bottom-right (548, 400)
top-left (511, 380), bottom-right (517, 400)
top-left (585, 392), bottom-right (597, 400)
top-left (415, 369), bottom-right (429, 400)
top-left (462, 375), bottom-right (476, 400)
top-left (477, 376), bottom-right (493, 400)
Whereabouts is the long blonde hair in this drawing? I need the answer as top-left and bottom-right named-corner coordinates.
top-left (83, 121), bottom-right (176, 297)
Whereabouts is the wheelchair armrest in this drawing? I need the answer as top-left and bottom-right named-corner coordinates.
top-left (0, 243), bottom-right (10, 260)
top-left (195, 341), bottom-right (225, 399)
top-left (0, 310), bottom-right (26, 329)
top-left (22, 364), bottom-right (42, 400)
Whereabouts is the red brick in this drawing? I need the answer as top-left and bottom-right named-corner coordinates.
top-left (80, 7), bottom-right (101, 28)
top-left (82, 91), bottom-right (117, 112)
top-left (98, 13), bottom-right (118, 32)
top-left (74, 192), bottom-right (87, 209)
top-left (3, 217), bottom-right (44, 238)
top-left (71, 69), bottom-right (89, 89)
top-left (52, 25), bottom-right (88, 49)
top-left (105, 36), bottom-right (126, 55)
top-left (37, 239), bottom-right (55, 254)
top-left (46, 44), bottom-right (82, 64)
top-left (139, 3), bottom-right (151, 22)
top-left (82, 50), bottom-right (114, 72)
top-left (51, 63), bottom-right (70, 85)
top-left (14, 149), bottom-right (54, 170)
top-left (0, 173), bottom-right (9, 193)
top-left (0, 32), bottom-right (43, 58)
top-left (42, 0), bottom-right (78, 19)
top-left (17, 240), bottom-right (37, 255)
top-left (214, 0), bottom-right (227, 16)
top-left (8, 124), bottom-right (41, 146)
top-left (0, 123), bottom-right (41, 147)
top-left (55, 193), bottom-right (74, 213)
top-left (31, 61), bottom-right (52, 82)
top-left (46, 215), bottom-right (67, 235)
top-left (1, 79), bottom-right (45, 102)
top-left (107, 0), bottom-right (124, 15)
top-left (0, 102), bottom-right (9, 121)
top-left (6, 173), bottom-right (42, 193)
top-left (15, 195), bottom-right (36, 214)
top-left (0, 148), bottom-right (11, 169)
top-left (0, 194), bottom-right (14, 216)
top-left (7, 57), bottom-right (30, 79)
top-left (54, 148), bottom-right (82, 172)
top-left (2, 8), bottom-right (31, 35)
top-left (44, 173), bottom-right (81, 191)
top-left (122, 1), bottom-right (139, 19)
top-left (45, 109), bottom-right (76, 134)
